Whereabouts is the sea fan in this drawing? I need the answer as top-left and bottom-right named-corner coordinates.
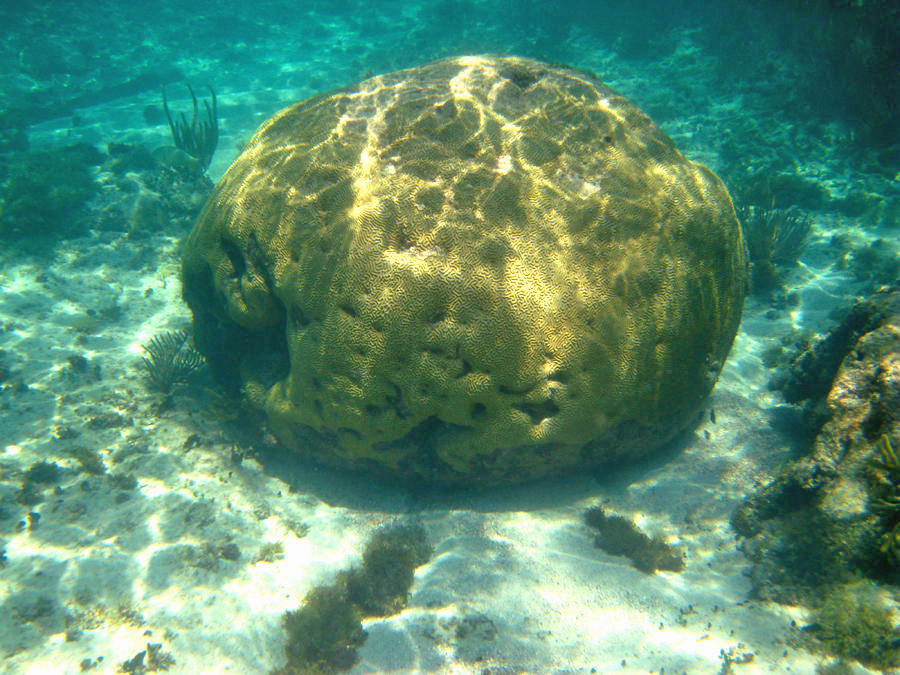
top-left (735, 199), bottom-right (812, 296)
top-left (140, 329), bottom-right (204, 393)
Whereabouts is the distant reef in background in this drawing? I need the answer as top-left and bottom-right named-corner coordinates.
top-left (777, 0), bottom-right (900, 146)
top-left (0, 0), bottom-right (895, 158)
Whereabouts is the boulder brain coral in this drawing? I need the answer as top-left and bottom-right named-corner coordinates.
top-left (182, 55), bottom-right (746, 485)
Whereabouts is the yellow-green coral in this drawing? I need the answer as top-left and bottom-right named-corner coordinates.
top-left (182, 55), bottom-right (746, 484)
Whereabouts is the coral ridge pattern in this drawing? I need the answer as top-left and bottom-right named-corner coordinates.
top-left (182, 55), bottom-right (746, 484)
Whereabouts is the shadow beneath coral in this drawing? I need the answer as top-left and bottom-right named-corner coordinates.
top-left (246, 421), bottom-right (700, 517)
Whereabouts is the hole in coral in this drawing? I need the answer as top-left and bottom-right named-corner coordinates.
top-left (471, 402), bottom-right (486, 420)
top-left (514, 399), bottom-right (560, 425)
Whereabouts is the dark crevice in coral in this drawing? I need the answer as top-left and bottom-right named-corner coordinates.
top-left (221, 237), bottom-right (246, 279)
top-left (498, 383), bottom-right (530, 396)
top-left (514, 399), bottom-right (559, 425)
top-left (184, 257), bottom-right (288, 397)
top-left (863, 401), bottom-right (894, 442)
top-left (247, 231), bottom-right (276, 294)
top-left (384, 383), bottom-right (412, 420)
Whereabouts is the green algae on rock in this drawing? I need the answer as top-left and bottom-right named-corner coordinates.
top-left (584, 505), bottom-right (684, 573)
top-left (182, 55), bottom-right (746, 485)
top-left (272, 522), bottom-right (430, 675)
top-left (805, 580), bottom-right (900, 670)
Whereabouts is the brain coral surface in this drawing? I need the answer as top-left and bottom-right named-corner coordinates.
top-left (182, 55), bottom-right (746, 485)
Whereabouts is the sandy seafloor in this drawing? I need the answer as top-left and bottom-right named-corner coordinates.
top-left (1, 5), bottom-right (899, 675)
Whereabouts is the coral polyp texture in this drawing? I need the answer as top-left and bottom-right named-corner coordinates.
top-left (181, 55), bottom-right (746, 485)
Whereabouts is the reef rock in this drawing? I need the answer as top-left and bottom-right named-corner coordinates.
top-left (181, 55), bottom-right (745, 485)
top-left (734, 286), bottom-right (900, 601)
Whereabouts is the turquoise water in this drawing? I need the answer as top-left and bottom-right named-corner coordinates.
top-left (0, 1), bottom-right (898, 674)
